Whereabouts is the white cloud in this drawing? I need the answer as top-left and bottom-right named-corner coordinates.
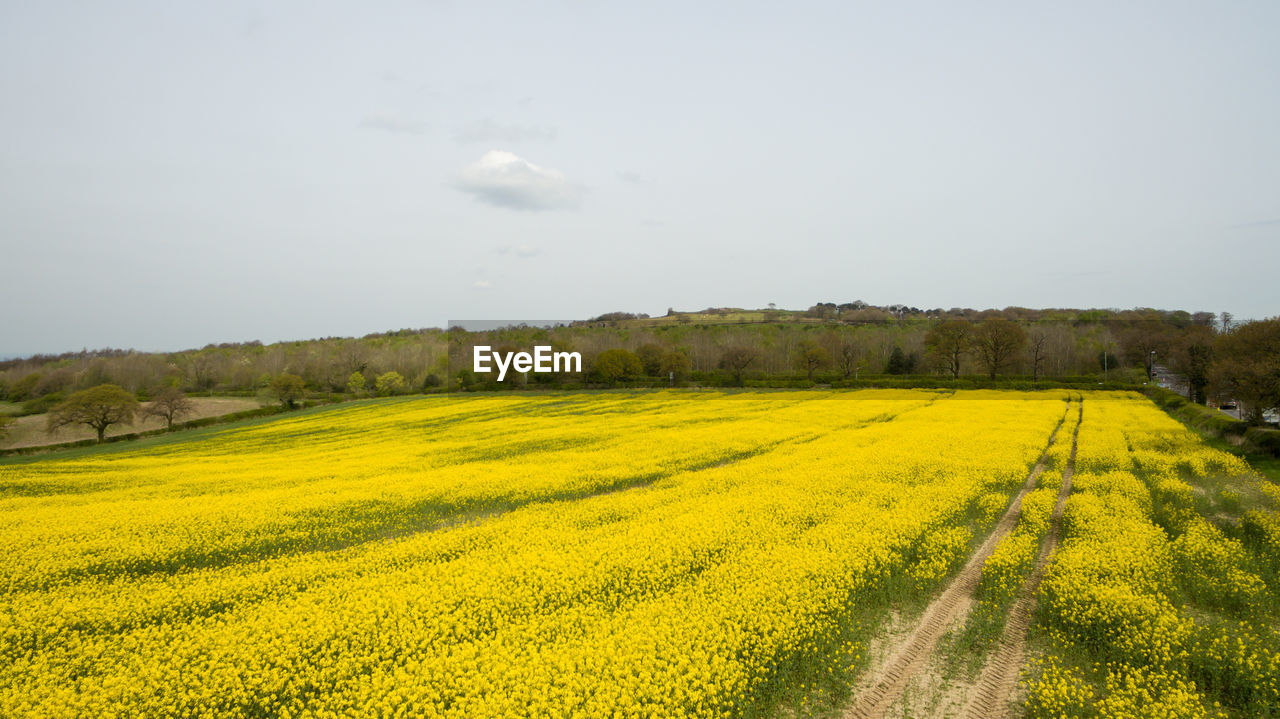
top-left (454, 118), bottom-right (556, 144)
top-left (360, 112), bottom-right (426, 135)
top-left (455, 151), bottom-right (582, 211)
top-left (496, 244), bottom-right (541, 258)
top-left (473, 279), bottom-right (492, 289)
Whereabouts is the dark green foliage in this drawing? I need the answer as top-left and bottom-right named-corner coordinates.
top-left (8, 374), bottom-right (41, 402)
top-left (46, 384), bottom-right (140, 442)
top-left (591, 349), bottom-right (642, 384)
top-left (21, 392), bottom-right (65, 415)
top-left (635, 343), bottom-right (666, 376)
top-left (885, 347), bottom-right (917, 375)
top-left (268, 374), bottom-right (306, 409)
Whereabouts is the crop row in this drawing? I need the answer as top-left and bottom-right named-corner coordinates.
top-left (1026, 396), bottom-right (1280, 719)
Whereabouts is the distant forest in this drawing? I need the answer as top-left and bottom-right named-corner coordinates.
top-left (2, 303), bottom-right (1277, 424)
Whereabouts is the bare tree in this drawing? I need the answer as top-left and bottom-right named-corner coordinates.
top-left (972, 319), bottom-right (1027, 379)
top-left (185, 353), bottom-right (220, 391)
top-left (141, 387), bottom-right (195, 430)
top-left (795, 341), bottom-right (830, 381)
top-left (924, 320), bottom-right (971, 378)
top-left (719, 345), bottom-right (759, 385)
top-left (335, 341), bottom-right (369, 377)
top-left (1120, 324), bottom-right (1171, 382)
top-left (1027, 327), bottom-right (1051, 381)
top-left (836, 340), bottom-right (862, 379)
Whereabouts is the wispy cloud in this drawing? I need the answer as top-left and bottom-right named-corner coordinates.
top-left (454, 118), bottom-right (556, 144)
top-left (473, 279), bottom-right (492, 289)
top-left (617, 170), bottom-right (642, 184)
top-left (1232, 218), bottom-right (1280, 228)
top-left (360, 112), bottom-right (427, 135)
top-left (496, 244), bottom-right (541, 258)
top-left (455, 151), bottom-right (582, 211)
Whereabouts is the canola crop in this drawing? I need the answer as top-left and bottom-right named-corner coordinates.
top-left (0, 389), bottom-right (1073, 718)
top-left (1026, 395), bottom-right (1280, 719)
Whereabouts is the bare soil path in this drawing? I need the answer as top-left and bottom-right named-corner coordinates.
top-left (958, 402), bottom-right (1081, 719)
top-left (842, 402), bottom-right (1074, 719)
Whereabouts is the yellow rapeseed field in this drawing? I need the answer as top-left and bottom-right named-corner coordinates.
top-left (1027, 394), bottom-right (1280, 719)
top-left (1, 390), bottom-right (1274, 717)
top-left (0, 389), bottom-right (1071, 717)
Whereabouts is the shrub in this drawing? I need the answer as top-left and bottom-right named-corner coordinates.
top-left (375, 371), bottom-right (408, 397)
top-left (346, 372), bottom-right (366, 396)
top-left (591, 350), bottom-right (642, 384)
top-left (22, 391), bottom-right (65, 415)
top-left (268, 374), bottom-right (306, 409)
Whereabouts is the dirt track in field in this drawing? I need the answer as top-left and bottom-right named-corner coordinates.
top-left (843, 401), bottom-right (1078, 719)
top-left (957, 401), bottom-right (1080, 719)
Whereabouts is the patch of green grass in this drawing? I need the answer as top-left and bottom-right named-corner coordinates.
top-left (748, 484), bottom-right (1024, 718)
top-left (936, 595), bottom-right (1012, 681)
top-left (0, 401), bottom-right (20, 416)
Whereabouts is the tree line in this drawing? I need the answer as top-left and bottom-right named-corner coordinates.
top-left (2, 306), bottom-right (1277, 430)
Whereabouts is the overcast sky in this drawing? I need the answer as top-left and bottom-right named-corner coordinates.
top-left (2, 1), bottom-right (1277, 355)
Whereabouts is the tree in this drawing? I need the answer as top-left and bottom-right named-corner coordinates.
top-left (8, 373), bottom-right (42, 402)
top-left (140, 387), bottom-right (194, 430)
top-left (1210, 318), bottom-right (1280, 424)
top-left (659, 350), bottom-right (692, 382)
top-left (46, 384), bottom-right (139, 442)
top-left (1027, 327), bottom-right (1050, 381)
top-left (1219, 311), bottom-right (1234, 333)
top-left (1190, 311), bottom-right (1216, 328)
top-left (972, 319), bottom-right (1027, 379)
top-left (269, 373), bottom-right (306, 409)
top-left (719, 345), bottom-right (759, 385)
top-left (635, 343), bottom-right (666, 376)
top-left (375, 371), bottom-right (407, 396)
top-left (346, 371), bottom-right (367, 396)
top-left (924, 321), bottom-right (971, 378)
top-left (1169, 325), bottom-right (1214, 403)
top-left (1185, 343), bottom-right (1213, 405)
top-left (795, 341), bottom-right (830, 381)
top-left (836, 340), bottom-right (861, 379)
top-left (185, 353), bottom-right (220, 391)
top-left (1120, 324), bottom-right (1171, 382)
top-left (885, 346), bottom-right (916, 375)
top-left (592, 349), bottom-right (642, 383)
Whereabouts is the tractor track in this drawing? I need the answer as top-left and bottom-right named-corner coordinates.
top-left (842, 402), bottom-right (1076, 719)
top-left (958, 401), bottom-right (1081, 719)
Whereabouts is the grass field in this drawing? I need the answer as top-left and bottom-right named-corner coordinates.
top-left (0, 397), bottom-right (262, 450)
top-left (0, 390), bottom-right (1275, 718)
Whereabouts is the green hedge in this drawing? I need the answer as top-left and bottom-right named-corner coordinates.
top-left (1144, 387), bottom-right (1279, 456)
top-left (1244, 427), bottom-right (1280, 456)
top-left (1144, 387), bottom-right (1247, 437)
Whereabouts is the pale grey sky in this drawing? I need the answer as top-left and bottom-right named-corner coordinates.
top-left (2, 1), bottom-right (1277, 355)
